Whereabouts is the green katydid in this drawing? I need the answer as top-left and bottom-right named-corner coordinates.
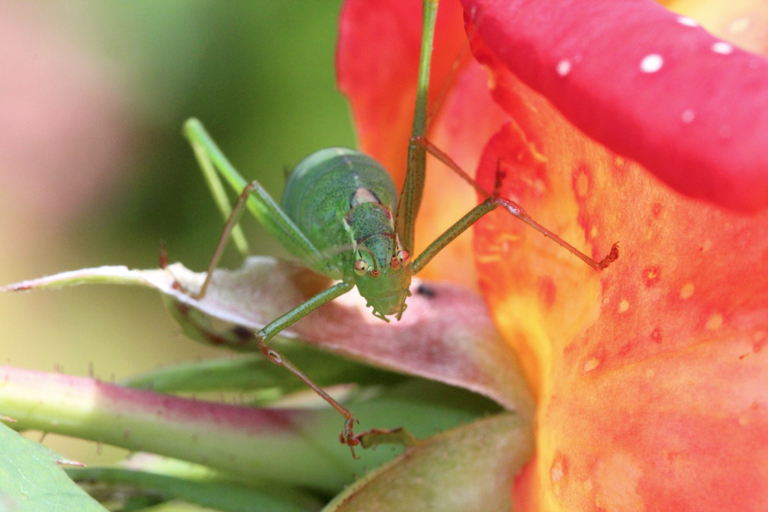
top-left (182, 0), bottom-right (618, 457)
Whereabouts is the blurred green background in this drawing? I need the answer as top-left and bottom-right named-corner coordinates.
top-left (0, 1), bottom-right (353, 504)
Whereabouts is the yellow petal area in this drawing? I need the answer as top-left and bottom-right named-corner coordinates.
top-left (668, 0), bottom-right (768, 54)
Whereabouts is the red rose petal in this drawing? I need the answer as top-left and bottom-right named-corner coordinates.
top-left (337, 0), bottom-right (467, 186)
top-left (461, 0), bottom-right (768, 212)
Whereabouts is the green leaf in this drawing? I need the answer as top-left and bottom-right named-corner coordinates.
top-left (66, 467), bottom-right (321, 512)
top-left (121, 347), bottom-right (406, 396)
top-left (0, 421), bottom-right (107, 512)
top-left (322, 413), bottom-right (533, 512)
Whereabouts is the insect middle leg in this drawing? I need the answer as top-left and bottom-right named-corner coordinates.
top-left (184, 119), bottom-right (327, 282)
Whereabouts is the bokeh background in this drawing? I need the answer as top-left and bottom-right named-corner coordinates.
top-left (0, 1), bottom-right (352, 507)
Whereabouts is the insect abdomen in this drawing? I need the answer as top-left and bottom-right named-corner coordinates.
top-left (281, 148), bottom-right (398, 266)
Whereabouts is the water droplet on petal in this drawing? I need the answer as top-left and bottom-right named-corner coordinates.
top-left (712, 41), bottom-right (733, 54)
top-left (680, 282), bottom-right (695, 299)
top-left (729, 17), bottom-right (750, 34)
top-left (556, 59), bottom-right (571, 77)
top-left (584, 358), bottom-right (600, 372)
top-left (706, 314), bottom-right (723, 330)
top-left (551, 461), bottom-right (563, 482)
top-left (618, 299), bottom-right (630, 313)
top-left (640, 54), bottom-right (663, 73)
top-left (676, 16), bottom-right (698, 27)
top-left (681, 109), bottom-right (695, 123)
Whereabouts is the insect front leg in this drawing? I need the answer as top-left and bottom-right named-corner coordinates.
top-left (251, 280), bottom-right (360, 456)
top-left (183, 119), bottom-right (329, 298)
top-left (198, 280), bottom-right (361, 456)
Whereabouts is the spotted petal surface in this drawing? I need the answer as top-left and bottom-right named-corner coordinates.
top-left (472, 56), bottom-right (768, 512)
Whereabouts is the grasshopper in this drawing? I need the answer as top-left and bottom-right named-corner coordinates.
top-left (183, 0), bottom-right (618, 456)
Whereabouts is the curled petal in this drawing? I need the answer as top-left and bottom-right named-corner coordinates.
top-left (462, 0), bottom-right (768, 211)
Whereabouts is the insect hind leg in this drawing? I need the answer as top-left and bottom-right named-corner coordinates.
top-left (411, 135), bottom-right (618, 271)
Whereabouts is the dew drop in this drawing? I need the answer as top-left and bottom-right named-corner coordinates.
top-left (706, 314), bottom-right (723, 330)
top-left (680, 109), bottom-right (695, 123)
top-left (584, 358), bottom-right (600, 373)
top-left (712, 41), bottom-right (733, 54)
top-left (556, 59), bottom-right (572, 77)
top-left (729, 17), bottom-right (750, 34)
top-left (676, 16), bottom-right (698, 27)
top-left (551, 463), bottom-right (563, 482)
top-left (640, 54), bottom-right (663, 73)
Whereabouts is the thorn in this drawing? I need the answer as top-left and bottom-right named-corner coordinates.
top-left (55, 458), bottom-right (85, 467)
top-left (159, 240), bottom-right (169, 269)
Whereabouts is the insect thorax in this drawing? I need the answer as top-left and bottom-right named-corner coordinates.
top-left (281, 147), bottom-right (399, 273)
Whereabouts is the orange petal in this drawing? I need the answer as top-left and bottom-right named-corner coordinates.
top-left (472, 31), bottom-right (768, 512)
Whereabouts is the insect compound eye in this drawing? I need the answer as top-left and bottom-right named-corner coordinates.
top-left (353, 259), bottom-right (368, 277)
top-left (389, 256), bottom-right (400, 269)
top-left (397, 250), bottom-right (410, 266)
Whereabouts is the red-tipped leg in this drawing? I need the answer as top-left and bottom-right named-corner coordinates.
top-left (340, 417), bottom-right (361, 459)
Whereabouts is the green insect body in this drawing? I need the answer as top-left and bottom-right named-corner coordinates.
top-left (282, 148), bottom-right (412, 320)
